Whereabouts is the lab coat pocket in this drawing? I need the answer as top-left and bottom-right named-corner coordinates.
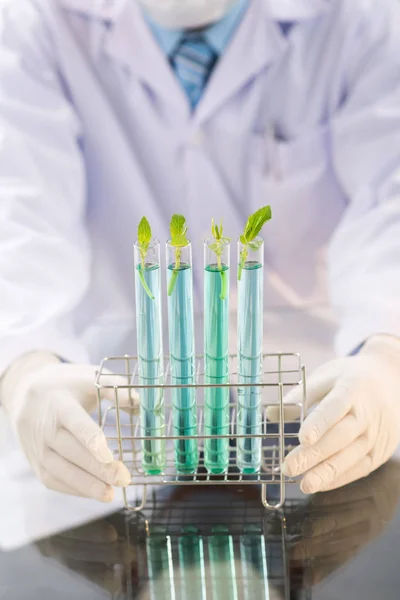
top-left (249, 125), bottom-right (341, 244)
top-left (249, 125), bottom-right (343, 300)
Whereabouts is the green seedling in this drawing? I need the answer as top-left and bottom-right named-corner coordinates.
top-left (238, 206), bottom-right (272, 281)
top-left (137, 216), bottom-right (154, 299)
top-left (168, 213), bottom-right (189, 296)
top-left (209, 218), bottom-right (231, 300)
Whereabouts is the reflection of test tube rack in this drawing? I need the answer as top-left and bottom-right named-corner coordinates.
top-left (96, 353), bottom-right (306, 512)
top-left (124, 498), bottom-right (312, 600)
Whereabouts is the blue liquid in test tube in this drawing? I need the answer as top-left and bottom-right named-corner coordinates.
top-left (204, 239), bottom-right (230, 474)
top-left (237, 238), bottom-right (264, 473)
top-left (134, 239), bottom-right (166, 475)
top-left (167, 241), bottom-right (198, 474)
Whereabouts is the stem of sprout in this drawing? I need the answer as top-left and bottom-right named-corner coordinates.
top-left (216, 246), bottom-right (226, 300)
top-left (238, 245), bottom-right (248, 281)
top-left (220, 269), bottom-right (227, 301)
top-left (168, 246), bottom-right (181, 296)
top-left (138, 263), bottom-right (154, 300)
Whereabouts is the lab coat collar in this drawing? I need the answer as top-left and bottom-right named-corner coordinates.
top-left (104, 0), bottom-right (190, 115)
top-left (194, 0), bottom-right (330, 122)
top-left (61, 0), bottom-right (330, 120)
top-left (194, 0), bottom-right (286, 123)
top-left (102, 0), bottom-right (289, 121)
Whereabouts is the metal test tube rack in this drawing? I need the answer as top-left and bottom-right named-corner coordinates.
top-left (96, 352), bottom-right (306, 512)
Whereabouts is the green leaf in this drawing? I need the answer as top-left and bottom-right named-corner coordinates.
top-left (170, 214), bottom-right (189, 248)
top-left (208, 242), bottom-right (219, 253)
top-left (170, 214), bottom-right (186, 237)
top-left (242, 205), bottom-right (272, 243)
top-left (211, 218), bottom-right (217, 239)
top-left (138, 216), bottom-right (152, 246)
top-left (171, 233), bottom-right (189, 247)
top-left (211, 217), bottom-right (228, 242)
top-left (221, 236), bottom-right (231, 244)
top-left (248, 239), bottom-right (263, 251)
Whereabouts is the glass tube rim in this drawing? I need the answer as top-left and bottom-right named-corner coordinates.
top-left (166, 238), bottom-right (192, 249)
top-left (237, 235), bottom-right (264, 248)
top-left (204, 237), bottom-right (231, 249)
top-left (134, 237), bottom-right (160, 250)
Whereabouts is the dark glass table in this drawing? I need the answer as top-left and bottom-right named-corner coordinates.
top-left (1, 460), bottom-right (400, 599)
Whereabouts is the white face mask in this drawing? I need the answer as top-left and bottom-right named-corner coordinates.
top-left (138, 0), bottom-right (237, 29)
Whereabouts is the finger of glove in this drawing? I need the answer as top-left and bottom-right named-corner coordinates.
top-left (99, 374), bottom-right (140, 412)
top-left (266, 361), bottom-right (344, 423)
top-left (63, 365), bottom-right (140, 412)
top-left (282, 413), bottom-right (364, 477)
top-left (281, 360), bottom-right (344, 409)
top-left (57, 395), bottom-right (114, 463)
top-left (300, 437), bottom-right (370, 494)
top-left (298, 384), bottom-right (352, 447)
top-left (51, 429), bottom-right (131, 487)
top-left (265, 404), bottom-right (301, 423)
top-left (39, 466), bottom-right (114, 503)
top-left (312, 455), bottom-right (373, 493)
top-left (43, 449), bottom-right (115, 502)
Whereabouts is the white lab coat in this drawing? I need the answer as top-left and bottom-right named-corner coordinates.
top-left (1, 0), bottom-right (400, 375)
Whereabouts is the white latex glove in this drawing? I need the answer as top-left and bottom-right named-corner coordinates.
top-left (281, 335), bottom-right (400, 494)
top-left (0, 352), bottom-right (139, 502)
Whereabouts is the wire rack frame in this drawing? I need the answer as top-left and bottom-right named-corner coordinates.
top-left (96, 353), bottom-right (307, 512)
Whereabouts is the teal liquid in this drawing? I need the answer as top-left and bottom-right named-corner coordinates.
top-left (146, 528), bottom-right (175, 600)
top-left (240, 526), bottom-right (268, 600)
top-left (167, 264), bottom-right (198, 474)
top-left (178, 527), bottom-right (206, 600)
top-left (237, 262), bottom-right (263, 474)
top-left (135, 264), bottom-right (166, 475)
top-left (204, 264), bottom-right (230, 474)
top-left (208, 526), bottom-right (238, 600)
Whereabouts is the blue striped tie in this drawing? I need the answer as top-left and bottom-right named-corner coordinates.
top-left (171, 33), bottom-right (218, 110)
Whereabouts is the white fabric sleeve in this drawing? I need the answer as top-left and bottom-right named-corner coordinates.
top-left (329, 1), bottom-right (400, 356)
top-left (0, 1), bottom-right (90, 375)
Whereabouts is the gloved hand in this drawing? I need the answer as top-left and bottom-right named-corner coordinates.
top-left (0, 351), bottom-right (139, 502)
top-left (281, 335), bottom-right (400, 493)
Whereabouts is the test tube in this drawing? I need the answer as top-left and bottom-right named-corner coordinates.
top-left (237, 237), bottom-right (264, 473)
top-left (134, 239), bottom-right (166, 475)
top-left (203, 238), bottom-right (230, 474)
top-left (166, 241), bottom-right (198, 474)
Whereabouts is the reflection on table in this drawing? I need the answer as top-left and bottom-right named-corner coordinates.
top-left (36, 460), bottom-right (400, 599)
